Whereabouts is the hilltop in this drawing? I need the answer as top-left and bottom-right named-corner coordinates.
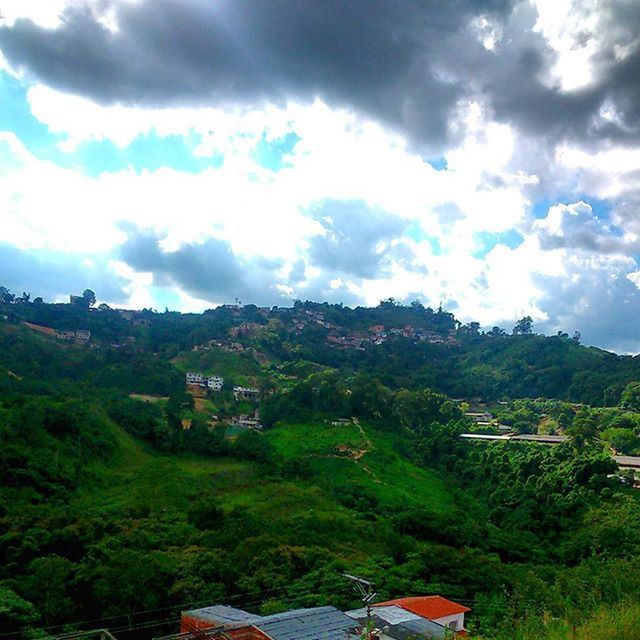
top-left (3, 293), bottom-right (640, 405)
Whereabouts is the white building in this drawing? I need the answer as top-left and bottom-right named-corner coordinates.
top-left (186, 372), bottom-right (224, 391)
top-left (229, 415), bottom-right (263, 430)
top-left (372, 596), bottom-right (470, 634)
top-left (233, 386), bottom-right (260, 401)
top-left (207, 376), bottom-right (224, 391)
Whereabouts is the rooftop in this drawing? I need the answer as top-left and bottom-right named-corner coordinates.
top-left (183, 605), bottom-right (261, 625)
top-left (184, 605), bottom-right (356, 640)
top-left (256, 606), bottom-right (356, 640)
top-left (374, 596), bottom-right (470, 620)
top-left (347, 608), bottom-right (447, 640)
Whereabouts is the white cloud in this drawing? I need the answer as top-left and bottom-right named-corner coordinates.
top-left (0, 0), bottom-right (69, 29)
top-left (3, 77), bottom-right (640, 351)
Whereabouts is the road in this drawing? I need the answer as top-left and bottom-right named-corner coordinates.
top-left (460, 432), bottom-right (640, 469)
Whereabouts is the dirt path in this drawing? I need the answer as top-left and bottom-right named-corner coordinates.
top-left (351, 420), bottom-right (373, 460)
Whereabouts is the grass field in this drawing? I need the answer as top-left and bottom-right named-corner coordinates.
top-left (266, 422), bottom-right (456, 514)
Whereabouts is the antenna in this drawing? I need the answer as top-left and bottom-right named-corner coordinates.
top-left (343, 573), bottom-right (377, 636)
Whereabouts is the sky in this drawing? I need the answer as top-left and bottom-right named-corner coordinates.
top-left (1, 1), bottom-right (640, 352)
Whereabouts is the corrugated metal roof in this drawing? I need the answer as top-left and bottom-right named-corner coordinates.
top-left (352, 614), bottom-right (447, 640)
top-left (183, 605), bottom-right (262, 624)
top-left (256, 606), bottom-right (357, 640)
top-left (397, 617), bottom-right (449, 639)
top-left (346, 606), bottom-right (420, 625)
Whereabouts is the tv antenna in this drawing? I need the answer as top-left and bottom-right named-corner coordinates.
top-left (343, 573), bottom-right (377, 631)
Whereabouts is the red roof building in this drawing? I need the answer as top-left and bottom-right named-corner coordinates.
top-left (374, 596), bottom-right (470, 635)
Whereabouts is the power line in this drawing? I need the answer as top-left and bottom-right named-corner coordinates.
top-left (15, 582), bottom-right (358, 640)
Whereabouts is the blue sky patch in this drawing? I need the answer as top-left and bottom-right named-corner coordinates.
top-left (473, 229), bottom-right (524, 258)
top-left (406, 221), bottom-right (442, 255)
top-left (74, 132), bottom-right (223, 177)
top-left (426, 156), bottom-right (448, 171)
top-left (0, 71), bottom-right (222, 176)
top-left (0, 72), bottom-right (65, 161)
top-left (151, 285), bottom-right (183, 311)
top-left (532, 196), bottom-right (613, 222)
top-left (253, 131), bottom-right (300, 171)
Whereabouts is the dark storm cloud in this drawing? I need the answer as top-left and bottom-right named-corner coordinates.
top-left (306, 200), bottom-right (412, 279)
top-left (0, 242), bottom-right (129, 303)
top-left (118, 226), bottom-right (287, 305)
top-left (0, 0), bottom-right (510, 148)
top-left (2, 0), bottom-right (640, 148)
top-left (482, 0), bottom-right (640, 146)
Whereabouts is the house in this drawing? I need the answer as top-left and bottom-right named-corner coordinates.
top-left (373, 596), bottom-right (470, 635)
top-left (57, 329), bottom-right (91, 343)
top-left (347, 606), bottom-right (450, 639)
top-left (234, 386), bottom-right (260, 401)
top-left (207, 375), bottom-right (224, 391)
top-left (229, 415), bottom-right (263, 430)
top-left (181, 605), bottom-right (357, 640)
top-left (186, 372), bottom-right (224, 391)
top-left (465, 412), bottom-right (494, 424)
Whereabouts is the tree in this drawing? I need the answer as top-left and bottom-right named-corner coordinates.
top-left (82, 289), bottom-right (96, 307)
top-left (488, 326), bottom-right (506, 337)
top-left (0, 286), bottom-right (14, 304)
top-left (188, 496), bottom-right (225, 530)
top-left (0, 587), bottom-right (39, 634)
top-left (512, 316), bottom-right (533, 335)
top-left (567, 407), bottom-right (598, 447)
top-left (460, 322), bottom-right (481, 336)
top-left (621, 381), bottom-right (640, 412)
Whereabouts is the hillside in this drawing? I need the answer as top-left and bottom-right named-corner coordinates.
top-left (2, 298), bottom-right (640, 639)
top-left (3, 297), bottom-right (640, 406)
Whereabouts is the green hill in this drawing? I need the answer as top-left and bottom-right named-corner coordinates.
top-left (2, 299), bottom-right (640, 639)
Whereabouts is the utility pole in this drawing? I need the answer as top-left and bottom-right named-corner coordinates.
top-left (343, 573), bottom-right (377, 637)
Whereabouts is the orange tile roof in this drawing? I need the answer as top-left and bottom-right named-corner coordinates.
top-left (374, 596), bottom-right (470, 620)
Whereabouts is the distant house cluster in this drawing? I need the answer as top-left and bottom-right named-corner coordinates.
top-left (228, 322), bottom-right (263, 338)
top-left (465, 411), bottom-right (495, 426)
top-left (186, 372), bottom-right (224, 391)
top-left (58, 329), bottom-right (91, 343)
top-left (233, 386), bottom-right (260, 401)
top-left (321, 323), bottom-right (459, 352)
top-left (290, 309), bottom-right (338, 335)
top-left (179, 594), bottom-right (470, 640)
top-left (229, 415), bottom-right (263, 430)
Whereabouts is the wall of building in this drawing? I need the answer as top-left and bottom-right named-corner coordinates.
top-left (180, 616), bottom-right (270, 639)
top-left (432, 612), bottom-right (465, 631)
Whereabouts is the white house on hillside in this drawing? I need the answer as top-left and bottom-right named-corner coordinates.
top-left (186, 372), bottom-right (224, 391)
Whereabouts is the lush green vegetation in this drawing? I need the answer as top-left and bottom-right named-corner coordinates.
top-left (2, 292), bottom-right (640, 639)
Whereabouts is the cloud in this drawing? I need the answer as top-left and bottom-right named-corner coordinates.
top-left (306, 200), bottom-right (411, 279)
top-left (0, 242), bottom-right (129, 303)
top-left (0, 0), bottom-right (510, 149)
top-left (534, 200), bottom-right (640, 254)
top-left (118, 226), bottom-right (288, 306)
top-left (2, 0), bottom-right (640, 152)
top-left (534, 252), bottom-right (640, 354)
